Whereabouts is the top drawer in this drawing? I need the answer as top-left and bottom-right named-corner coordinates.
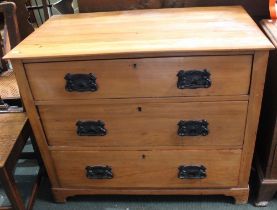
top-left (25, 56), bottom-right (252, 101)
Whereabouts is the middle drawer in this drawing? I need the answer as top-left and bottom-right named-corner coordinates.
top-left (39, 101), bottom-right (247, 147)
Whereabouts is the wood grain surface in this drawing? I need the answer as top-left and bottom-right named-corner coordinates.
top-left (25, 56), bottom-right (252, 100)
top-left (0, 113), bottom-right (27, 167)
top-left (11, 60), bottom-right (60, 187)
top-left (6, 5), bottom-right (272, 203)
top-left (39, 101), bottom-right (247, 147)
top-left (261, 19), bottom-right (277, 48)
top-left (51, 149), bottom-right (241, 188)
top-left (4, 6), bottom-right (273, 60)
top-left (239, 51), bottom-right (269, 186)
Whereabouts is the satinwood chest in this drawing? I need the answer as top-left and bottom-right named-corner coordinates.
top-left (4, 6), bottom-right (273, 204)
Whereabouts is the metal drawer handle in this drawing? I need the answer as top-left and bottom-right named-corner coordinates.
top-left (178, 120), bottom-right (209, 136)
top-left (178, 165), bottom-right (207, 179)
top-left (86, 165), bottom-right (113, 179)
top-left (177, 69), bottom-right (211, 89)
top-left (65, 73), bottom-right (97, 92)
top-left (76, 120), bottom-right (107, 136)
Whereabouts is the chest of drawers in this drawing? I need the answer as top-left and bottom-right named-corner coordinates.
top-left (5, 6), bottom-right (273, 204)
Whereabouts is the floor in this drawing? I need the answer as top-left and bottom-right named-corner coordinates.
top-left (0, 159), bottom-right (39, 207)
top-left (33, 180), bottom-right (277, 210)
top-left (0, 143), bottom-right (276, 209)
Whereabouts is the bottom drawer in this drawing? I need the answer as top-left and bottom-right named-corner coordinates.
top-left (52, 149), bottom-right (241, 188)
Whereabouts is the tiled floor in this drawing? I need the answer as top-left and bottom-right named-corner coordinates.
top-left (33, 180), bottom-right (277, 210)
top-left (0, 159), bottom-right (39, 207)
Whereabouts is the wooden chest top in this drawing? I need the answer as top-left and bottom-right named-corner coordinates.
top-left (261, 19), bottom-right (277, 48)
top-left (5, 6), bottom-right (273, 60)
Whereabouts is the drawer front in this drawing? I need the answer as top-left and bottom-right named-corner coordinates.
top-left (51, 149), bottom-right (241, 188)
top-left (39, 101), bottom-right (248, 147)
top-left (25, 56), bottom-right (252, 101)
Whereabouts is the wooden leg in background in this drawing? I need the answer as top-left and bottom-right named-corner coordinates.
top-left (0, 167), bottom-right (26, 210)
top-left (26, 167), bottom-right (43, 210)
top-left (254, 159), bottom-right (277, 207)
top-left (255, 182), bottom-right (277, 207)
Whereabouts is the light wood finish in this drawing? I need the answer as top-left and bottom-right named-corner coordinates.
top-left (0, 113), bottom-right (42, 210)
top-left (35, 95), bottom-right (249, 106)
top-left (261, 19), bottom-right (277, 47)
top-left (52, 149), bottom-right (241, 188)
top-left (25, 56), bottom-right (252, 100)
top-left (4, 6), bottom-right (273, 60)
top-left (0, 117), bottom-right (30, 210)
top-left (21, 51), bottom-right (255, 64)
top-left (52, 187), bottom-right (249, 204)
top-left (0, 113), bottom-right (27, 167)
top-left (239, 51), bottom-right (269, 186)
top-left (49, 145), bottom-right (242, 151)
top-left (39, 101), bottom-right (247, 147)
top-left (11, 60), bottom-right (59, 187)
top-left (6, 6), bottom-right (272, 204)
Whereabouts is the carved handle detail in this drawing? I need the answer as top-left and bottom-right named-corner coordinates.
top-left (86, 166), bottom-right (113, 179)
top-left (178, 165), bottom-right (207, 179)
top-left (178, 120), bottom-right (209, 136)
top-left (76, 120), bottom-right (107, 136)
top-left (177, 70), bottom-right (211, 89)
top-left (65, 73), bottom-right (97, 92)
